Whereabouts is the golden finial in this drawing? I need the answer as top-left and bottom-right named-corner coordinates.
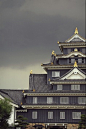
top-left (21, 102), bottom-right (22, 105)
top-left (54, 53), bottom-right (56, 56)
top-left (57, 41), bottom-right (59, 44)
top-left (51, 62), bottom-right (53, 65)
top-left (22, 90), bottom-right (24, 93)
top-left (74, 61), bottom-right (78, 67)
top-left (74, 48), bottom-right (78, 52)
top-left (41, 63), bottom-right (43, 66)
top-left (30, 70), bottom-right (32, 74)
top-left (74, 27), bottom-right (78, 34)
top-left (33, 89), bottom-right (35, 92)
top-left (48, 78), bottom-right (50, 81)
top-left (52, 50), bottom-right (55, 55)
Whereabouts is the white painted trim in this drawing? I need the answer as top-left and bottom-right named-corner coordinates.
top-left (56, 51), bottom-right (86, 58)
top-left (50, 81), bottom-right (86, 84)
top-left (22, 105), bottom-right (86, 109)
top-left (16, 109), bottom-right (27, 112)
top-left (24, 93), bottom-right (86, 96)
top-left (59, 43), bottom-right (86, 46)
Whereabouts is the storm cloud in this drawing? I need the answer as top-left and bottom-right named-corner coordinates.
top-left (0, 0), bottom-right (85, 89)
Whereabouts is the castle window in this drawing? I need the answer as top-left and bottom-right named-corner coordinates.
top-left (52, 71), bottom-right (60, 77)
top-left (71, 85), bottom-right (80, 90)
top-left (60, 97), bottom-right (69, 104)
top-left (48, 112), bottom-right (53, 119)
top-left (60, 112), bottom-right (65, 119)
top-left (78, 58), bottom-right (82, 63)
top-left (71, 58), bottom-right (75, 63)
top-left (57, 85), bottom-right (62, 90)
top-left (69, 58), bottom-right (75, 63)
top-left (32, 111), bottom-right (37, 119)
top-left (33, 97), bottom-right (37, 104)
top-left (72, 112), bottom-right (81, 119)
top-left (78, 97), bottom-right (86, 104)
top-left (47, 97), bottom-right (53, 104)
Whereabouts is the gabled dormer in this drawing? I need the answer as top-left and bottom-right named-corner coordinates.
top-left (58, 27), bottom-right (86, 54)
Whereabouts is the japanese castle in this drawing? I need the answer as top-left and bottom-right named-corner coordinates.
top-left (0, 28), bottom-right (86, 129)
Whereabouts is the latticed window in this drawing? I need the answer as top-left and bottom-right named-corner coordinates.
top-left (33, 97), bottom-right (37, 104)
top-left (71, 58), bottom-right (75, 63)
top-left (71, 85), bottom-right (80, 90)
top-left (47, 97), bottom-right (53, 104)
top-left (78, 58), bottom-right (82, 63)
top-left (57, 85), bottom-right (62, 90)
top-left (52, 71), bottom-right (60, 77)
top-left (60, 97), bottom-right (69, 104)
top-left (32, 111), bottom-right (37, 119)
top-left (48, 112), bottom-right (53, 119)
top-left (72, 112), bottom-right (81, 119)
top-left (78, 97), bottom-right (86, 104)
top-left (60, 112), bottom-right (65, 119)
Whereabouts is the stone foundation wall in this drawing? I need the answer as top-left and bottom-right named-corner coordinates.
top-left (67, 124), bottom-right (79, 129)
top-left (26, 123), bottom-right (46, 129)
top-left (26, 123), bottom-right (79, 129)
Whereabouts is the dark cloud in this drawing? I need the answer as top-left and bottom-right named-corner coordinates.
top-left (0, 0), bottom-right (85, 69)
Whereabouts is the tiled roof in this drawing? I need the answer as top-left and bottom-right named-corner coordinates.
top-left (0, 89), bottom-right (27, 105)
top-left (29, 74), bottom-right (52, 92)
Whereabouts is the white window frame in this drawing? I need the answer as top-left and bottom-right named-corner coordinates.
top-left (47, 97), bottom-right (53, 104)
top-left (78, 97), bottom-right (86, 104)
top-left (71, 85), bottom-right (80, 90)
top-left (72, 112), bottom-right (81, 119)
top-left (32, 111), bottom-right (37, 119)
top-left (60, 97), bottom-right (69, 104)
top-left (33, 97), bottom-right (37, 104)
top-left (57, 85), bottom-right (62, 90)
top-left (60, 112), bottom-right (65, 119)
top-left (48, 112), bottom-right (53, 119)
top-left (52, 71), bottom-right (60, 77)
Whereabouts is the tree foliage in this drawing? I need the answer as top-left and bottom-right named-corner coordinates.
top-left (15, 115), bottom-right (29, 129)
top-left (0, 98), bottom-right (12, 129)
top-left (78, 114), bottom-right (86, 129)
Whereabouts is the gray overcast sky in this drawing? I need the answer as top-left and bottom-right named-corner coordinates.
top-left (0, 0), bottom-right (85, 89)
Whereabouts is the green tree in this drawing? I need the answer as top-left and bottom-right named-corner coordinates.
top-left (0, 98), bottom-right (12, 129)
top-left (78, 114), bottom-right (86, 129)
top-left (15, 115), bottom-right (29, 129)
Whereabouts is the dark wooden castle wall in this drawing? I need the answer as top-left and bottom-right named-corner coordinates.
top-left (17, 109), bottom-right (86, 123)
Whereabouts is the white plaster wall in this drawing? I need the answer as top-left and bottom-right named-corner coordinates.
top-left (67, 73), bottom-right (84, 79)
top-left (0, 95), bottom-right (4, 99)
top-left (8, 106), bottom-right (15, 125)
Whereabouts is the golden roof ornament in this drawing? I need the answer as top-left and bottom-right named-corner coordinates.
top-left (33, 89), bottom-right (35, 92)
top-left (74, 61), bottom-right (78, 67)
top-left (52, 50), bottom-right (55, 55)
top-left (21, 102), bottom-right (22, 105)
top-left (74, 48), bottom-right (78, 52)
top-left (48, 78), bottom-right (50, 81)
top-left (30, 70), bottom-right (32, 74)
top-left (22, 90), bottom-right (24, 93)
top-left (57, 41), bottom-right (59, 44)
top-left (74, 27), bottom-right (78, 34)
top-left (51, 62), bottom-right (53, 65)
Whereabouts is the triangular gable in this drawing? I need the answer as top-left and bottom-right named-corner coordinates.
top-left (60, 67), bottom-right (86, 80)
top-left (65, 34), bottom-right (86, 42)
top-left (65, 28), bottom-right (86, 42)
